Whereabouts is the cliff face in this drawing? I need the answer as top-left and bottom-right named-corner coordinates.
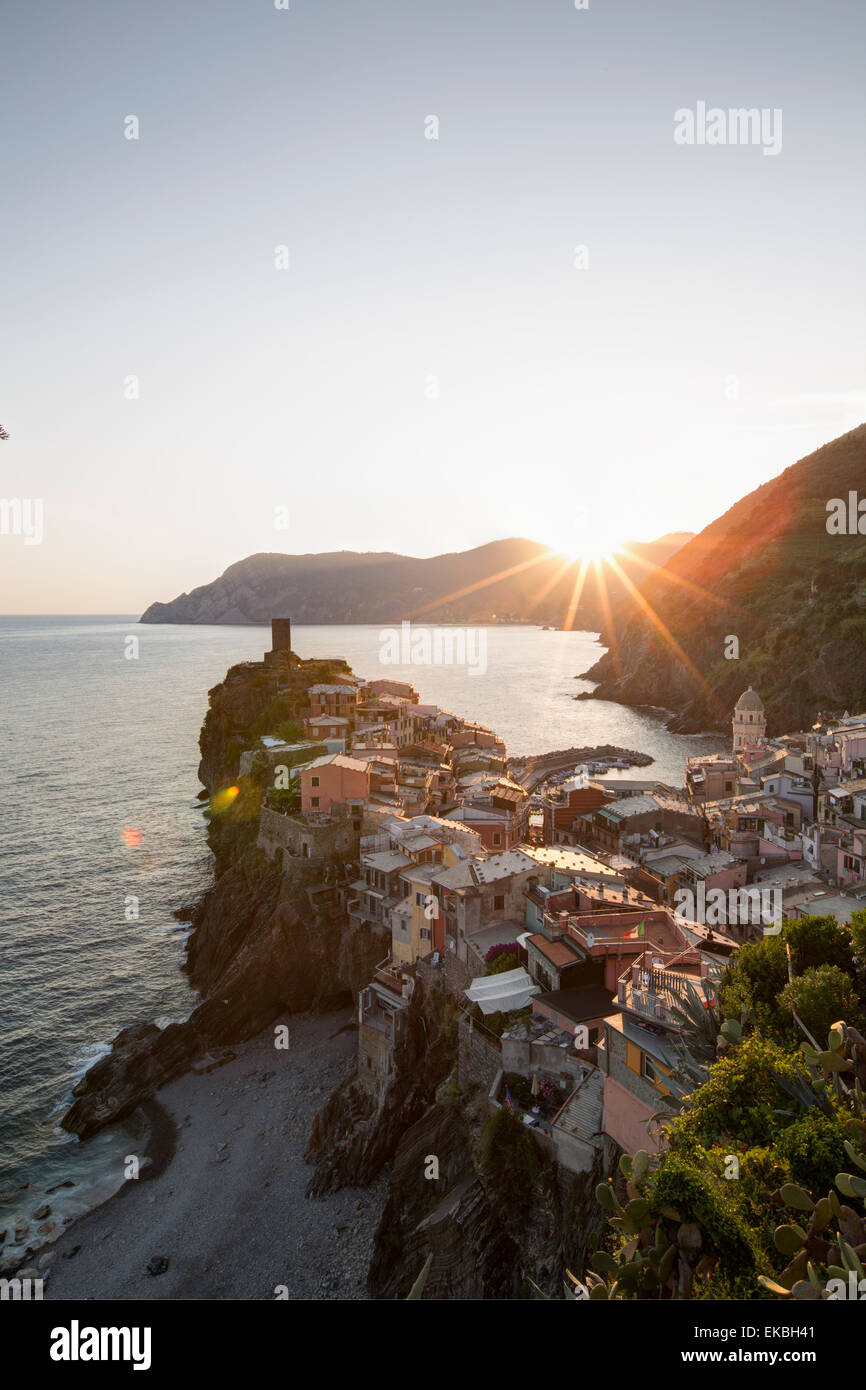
top-left (62, 655), bottom-right (383, 1140)
top-left (583, 425), bottom-right (866, 733)
top-left (365, 1101), bottom-right (617, 1300)
top-left (304, 979), bottom-right (620, 1299)
top-left (306, 977), bottom-right (458, 1195)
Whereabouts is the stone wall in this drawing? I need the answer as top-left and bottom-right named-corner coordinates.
top-left (257, 806), bottom-right (359, 867)
top-left (501, 1035), bottom-right (585, 1083)
top-left (458, 1015), bottom-right (502, 1094)
top-left (443, 944), bottom-right (474, 997)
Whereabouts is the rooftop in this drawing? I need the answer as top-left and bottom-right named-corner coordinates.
top-left (363, 850), bottom-right (413, 872)
top-left (434, 849), bottom-right (538, 889)
top-left (598, 794), bottom-right (662, 820)
top-left (526, 933), bottom-right (581, 969)
top-left (534, 985), bottom-right (616, 1024)
top-left (304, 753), bottom-right (371, 774)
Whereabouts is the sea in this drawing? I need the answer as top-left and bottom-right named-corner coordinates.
top-left (0, 616), bottom-right (725, 1244)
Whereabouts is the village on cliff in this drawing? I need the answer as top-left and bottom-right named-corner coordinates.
top-left (238, 620), bottom-right (866, 1176)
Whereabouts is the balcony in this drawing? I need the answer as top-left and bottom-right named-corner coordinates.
top-left (373, 955), bottom-right (415, 997)
top-left (616, 956), bottom-right (709, 1029)
top-left (347, 897), bottom-right (382, 926)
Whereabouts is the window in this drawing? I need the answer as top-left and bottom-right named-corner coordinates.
top-left (493, 894), bottom-right (505, 911)
top-left (311, 776), bottom-right (320, 787)
top-left (642, 1053), bottom-right (657, 1082)
top-left (311, 796), bottom-right (319, 808)
top-left (492, 832), bottom-right (502, 846)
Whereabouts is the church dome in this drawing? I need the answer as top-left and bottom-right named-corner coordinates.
top-left (735, 686), bottom-right (764, 712)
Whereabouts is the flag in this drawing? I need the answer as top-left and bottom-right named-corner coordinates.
top-left (505, 1087), bottom-right (514, 1112)
top-left (625, 921), bottom-right (645, 939)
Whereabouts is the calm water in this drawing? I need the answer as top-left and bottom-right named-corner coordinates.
top-left (0, 617), bottom-right (724, 1238)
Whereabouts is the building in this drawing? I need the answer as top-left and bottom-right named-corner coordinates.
top-left (303, 713), bottom-right (350, 746)
top-left (732, 687), bottom-right (767, 752)
top-left (599, 947), bottom-right (717, 1154)
top-left (300, 753), bottom-right (371, 814)
top-left (308, 683), bottom-right (360, 723)
top-left (433, 848), bottom-right (542, 982)
top-left (576, 792), bottom-right (703, 857)
top-left (685, 753), bottom-right (739, 803)
top-left (357, 960), bottom-right (415, 1102)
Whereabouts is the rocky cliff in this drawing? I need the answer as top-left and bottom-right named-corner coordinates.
top-left (366, 1100), bottom-right (617, 1299)
top-left (62, 654), bottom-right (384, 1140)
top-left (305, 977), bottom-right (621, 1298)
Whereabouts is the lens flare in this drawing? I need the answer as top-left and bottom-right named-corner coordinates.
top-left (210, 785), bottom-right (240, 813)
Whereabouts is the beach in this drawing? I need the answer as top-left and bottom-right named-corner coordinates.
top-left (40, 1011), bottom-right (387, 1301)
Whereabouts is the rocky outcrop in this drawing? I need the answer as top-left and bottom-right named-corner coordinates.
top-left (197, 656), bottom-right (352, 799)
top-left (304, 973), bottom-right (622, 1299)
top-left (366, 1100), bottom-right (619, 1299)
top-left (306, 977), bottom-right (455, 1194)
top-left (62, 655), bottom-right (378, 1141)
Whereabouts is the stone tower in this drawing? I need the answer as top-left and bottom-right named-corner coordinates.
top-left (265, 618), bottom-right (292, 667)
top-left (732, 686), bottom-right (766, 752)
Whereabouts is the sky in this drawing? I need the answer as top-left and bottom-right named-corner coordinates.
top-left (1, 0), bottom-right (864, 614)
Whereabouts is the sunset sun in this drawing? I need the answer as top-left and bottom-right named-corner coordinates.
top-left (551, 533), bottom-right (628, 565)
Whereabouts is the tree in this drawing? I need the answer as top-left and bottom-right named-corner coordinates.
top-left (779, 965), bottom-right (859, 1046)
top-left (718, 914), bottom-right (860, 1042)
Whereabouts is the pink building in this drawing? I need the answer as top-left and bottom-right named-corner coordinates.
top-left (300, 754), bottom-right (371, 814)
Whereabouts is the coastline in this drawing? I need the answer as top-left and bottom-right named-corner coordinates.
top-left (36, 1010), bottom-right (386, 1300)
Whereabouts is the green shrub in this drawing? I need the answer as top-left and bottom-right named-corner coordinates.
top-left (779, 964), bottom-right (859, 1046)
top-left (668, 1037), bottom-right (800, 1151)
top-left (774, 1109), bottom-right (852, 1195)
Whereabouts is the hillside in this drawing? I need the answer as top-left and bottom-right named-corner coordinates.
top-left (139, 533), bottom-right (691, 628)
top-left (582, 424), bottom-right (866, 733)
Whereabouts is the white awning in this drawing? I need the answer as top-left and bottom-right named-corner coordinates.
top-left (465, 967), bottom-right (540, 1015)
